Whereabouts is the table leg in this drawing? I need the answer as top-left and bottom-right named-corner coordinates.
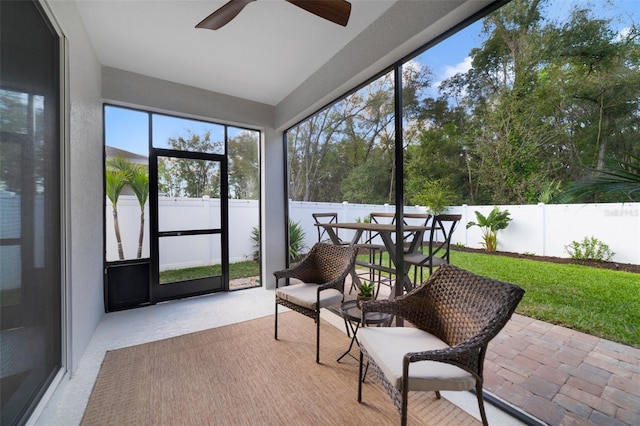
top-left (348, 229), bottom-right (365, 293)
top-left (337, 319), bottom-right (361, 362)
top-left (380, 229), bottom-right (427, 294)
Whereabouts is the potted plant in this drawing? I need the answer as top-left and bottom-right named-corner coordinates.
top-left (357, 281), bottom-right (375, 309)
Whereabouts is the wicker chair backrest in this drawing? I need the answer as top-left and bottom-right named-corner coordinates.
top-left (401, 264), bottom-right (524, 347)
top-left (301, 242), bottom-right (357, 284)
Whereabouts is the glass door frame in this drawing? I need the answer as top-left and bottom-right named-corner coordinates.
top-left (149, 147), bottom-right (229, 302)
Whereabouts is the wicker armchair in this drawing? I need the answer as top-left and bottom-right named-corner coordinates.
top-left (274, 242), bottom-right (357, 363)
top-left (357, 264), bottom-right (524, 426)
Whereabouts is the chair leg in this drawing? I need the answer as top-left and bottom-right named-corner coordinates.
top-left (358, 351), bottom-right (364, 402)
top-left (316, 313), bottom-right (320, 364)
top-left (476, 383), bottom-right (489, 426)
top-left (401, 386), bottom-right (408, 426)
top-left (412, 267), bottom-right (417, 288)
top-left (274, 300), bottom-right (278, 340)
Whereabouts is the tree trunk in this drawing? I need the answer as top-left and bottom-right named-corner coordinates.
top-left (112, 207), bottom-right (124, 260)
top-left (596, 93), bottom-right (607, 170)
top-left (137, 210), bottom-right (145, 259)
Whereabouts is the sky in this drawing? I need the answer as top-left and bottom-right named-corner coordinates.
top-left (105, 106), bottom-right (246, 156)
top-left (106, 0), bottom-right (639, 156)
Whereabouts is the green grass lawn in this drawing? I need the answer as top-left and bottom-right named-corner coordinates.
top-left (160, 260), bottom-right (260, 284)
top-left (356, 250), bottom-right (640, 347)
top-left (450, 250), bottom-right (640, 348)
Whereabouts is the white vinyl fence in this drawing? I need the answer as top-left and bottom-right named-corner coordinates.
top-left (291, 201), bottom-right (640, 265)
top-left (105, 196), bottom-right (259, 270)
top-left (105, 197), bottom-right (640, 272)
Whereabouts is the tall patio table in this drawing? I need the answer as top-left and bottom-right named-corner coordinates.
top-left (314, 222), bottom-right (429, 295)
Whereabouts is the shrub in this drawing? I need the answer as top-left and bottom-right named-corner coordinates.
top-left (412, 179), bottom-right (456, 215)
top-left (565, 237), bottom-right (615, 262)
top-left (288, 219), bottom-right (307, 261)
top-left (250, 226), bottom-right (260, 261)
top-left (251, 219), bottom-right (307, 262)
top-left (465, 206), bottom-right (512, 252)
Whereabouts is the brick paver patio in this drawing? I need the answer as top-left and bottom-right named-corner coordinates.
top-left (485, 314), bottom-right (640, 425)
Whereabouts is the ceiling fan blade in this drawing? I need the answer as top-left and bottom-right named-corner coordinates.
top-left (196, 0), bottom-right (256, 30)
top-left (286, 0), bottom-right (351, 27)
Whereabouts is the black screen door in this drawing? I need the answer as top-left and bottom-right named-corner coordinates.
top-left (151, 149), bottom-right (228, 301)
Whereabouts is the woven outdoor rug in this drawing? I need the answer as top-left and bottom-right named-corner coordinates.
top-left (81, 312), bottom-right (479, 425)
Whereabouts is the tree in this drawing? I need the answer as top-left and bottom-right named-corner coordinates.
top-left (287, 99), bottom-right (361, 202)
top-left (405, 98), bottom-right (469, 203)
top-left (288, 65), bottom-right (432, 204)
top-left (340, 153), bottom-right (391, 204)
top-left (430, 0), bottom-right (640, 204)
top-left (128, 164), bottom-right (149, 258)
top-left (157, 157), bottom-right (180, 197)
top-left (459, 0), bottom-right (562, 204)
top-left (559, 153), bottom-right (640, 202)
top-left (544, 6), bottom-right (640, 176)
top-left (105, 157), bottom-right (130, 260)
top-left (106, 157), bottom-right (150, 259)
top-left (285, 0), bottom-right (640, 206)
top-left (160, 131), bottom-right (221, 198)
top-left (410, 179), bottom-right (457, 215)
top-left (228, 130), bottom-right (259, 199)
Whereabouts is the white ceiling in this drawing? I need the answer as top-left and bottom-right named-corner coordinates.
top-left (75, 0), bottom-right (398, 106)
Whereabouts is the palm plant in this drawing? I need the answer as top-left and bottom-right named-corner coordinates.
top-left (250, 219), bottom-right (306, 262)
top-left (466, 206), bottom-right (512, 252)
top-left (105, 167), bottom-right (129, 260)
top-left (288, 219), bottom-right (307, 261)
top-left (128, 164), bottom-right (149, 258)
top-left (559, 153), bottom-right (640, 202)
top-left (106, 156), bottom-right (149, 260)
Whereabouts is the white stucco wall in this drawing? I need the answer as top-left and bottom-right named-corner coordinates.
top-left (46, 0), bottom-right (104, 376)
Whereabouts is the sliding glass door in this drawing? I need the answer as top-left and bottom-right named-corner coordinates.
top-left (0, 1), bottom-right (61, 423)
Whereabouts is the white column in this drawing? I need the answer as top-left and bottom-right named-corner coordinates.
top-left (262, 127), bottom-right (287, 290)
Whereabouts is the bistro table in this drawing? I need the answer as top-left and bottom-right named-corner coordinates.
top-left (336, 299), bottom-right (391, 362)
top-left (314, 221), bottom-right (429, 294)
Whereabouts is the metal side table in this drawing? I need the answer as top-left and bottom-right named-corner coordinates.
top-left (337, 299), bottom-right (391, 362)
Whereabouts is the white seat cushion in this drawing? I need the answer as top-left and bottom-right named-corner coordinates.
top-left (358, 327), bottom-right (476, 392)
top-left (276, 282), bottom-right (342, 310)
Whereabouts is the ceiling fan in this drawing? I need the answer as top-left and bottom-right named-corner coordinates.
top-left (196, 0), bottom-right (352, 30)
